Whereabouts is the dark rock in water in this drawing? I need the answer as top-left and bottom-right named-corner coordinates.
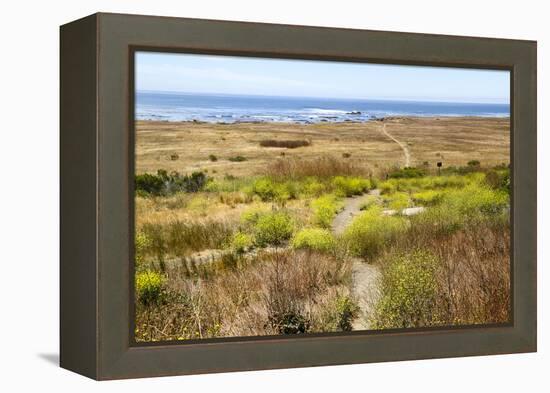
top-left (348, 111), bottom-right (362, 115)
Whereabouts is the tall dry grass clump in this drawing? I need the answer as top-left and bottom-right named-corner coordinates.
top-left (265, 155), bottom-right (371, 180)
top-left (370, 221), bottom-right (510, 329)
top-left (135, 250), bottom-right (357, 341)
top-left (259, 139), bottom-right (310, 149)
top-left (137, 219), bottom-right (236, 269)
top-left (431, 223), bottom-right (510, 325)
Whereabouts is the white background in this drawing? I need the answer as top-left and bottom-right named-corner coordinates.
top-left (0, 0), bottom-right (547, 390)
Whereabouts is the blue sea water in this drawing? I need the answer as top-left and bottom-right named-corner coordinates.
top-left (136, 91), bottom-right (509, 124)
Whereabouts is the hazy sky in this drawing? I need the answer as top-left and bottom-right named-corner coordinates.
top-left (136, 52), bottom-right (510, 104)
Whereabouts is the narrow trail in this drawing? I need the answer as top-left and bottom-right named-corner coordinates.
top-left (332, 195), bottom-right (369, 235)
top-left (380, 122), bottom-right (411, 167)
top-left (331, 190), bottom-right (381, 331)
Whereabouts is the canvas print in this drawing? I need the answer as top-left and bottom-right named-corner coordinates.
top-left (133, 52), bottom-right (510, 342)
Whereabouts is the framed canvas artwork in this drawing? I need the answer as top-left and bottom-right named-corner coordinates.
top-left (60, 13), bottom-right (536, 379)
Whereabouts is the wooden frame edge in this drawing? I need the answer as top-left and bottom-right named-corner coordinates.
top-left (60, 12), bottom-right (537, 380)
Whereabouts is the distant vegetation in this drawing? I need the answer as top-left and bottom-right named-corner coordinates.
top-left (292, 228), bottom-right (336, 253)
top-left (135, 170), bottom-right (208, 196)
top-left (259, 139), bottom-right (311, 148)
top-left (228, 155), bottom-right (247, 162)
top-left (387, 166), bottom-right (426, 179)
top-left (266, 155), bottom-right (369, 179)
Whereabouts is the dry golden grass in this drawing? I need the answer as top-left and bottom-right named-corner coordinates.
top-left (266, 155), bottom-right (371, 179)
top-left (382, 117), bottom-right (510, 167)
top-left (369, 218), bottom-right (510, 329)
top-left (135, 250), bottom-right (355, 341)
top-left (134, 116), bottom-right (511, 341)
top-left (135, 194), bottom-right (312, 231)
top-left (135, 192), bottom-right (244, 228)
top-left (432, 223), bottom-right (510, 325)
top-left (136, 117), bottom-right (509, 177)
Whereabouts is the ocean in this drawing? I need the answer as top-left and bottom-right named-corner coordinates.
top-left (136, 91), bottom-right (510, 124)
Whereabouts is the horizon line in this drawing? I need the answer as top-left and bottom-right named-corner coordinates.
top-left (136, 89), bottom-right (510, 106)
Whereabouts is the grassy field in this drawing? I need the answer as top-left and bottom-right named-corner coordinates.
top-left (134, 117), bottom-right (511, 342)
top-left (135, 116), bottom-right (510, 177)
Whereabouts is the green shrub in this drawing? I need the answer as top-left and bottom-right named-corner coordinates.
top-left (135, 173), bottom-right (165, 195)
top-left (388, 167), bottom-right (426, 179)
top-left (228, 155), bottom-right (247, 162)
top-left (283, 181), bottom-right (301, 199)
top-left (250, 178), bottom-right (277, 201)
top-left (208, 154), bottom-right (218, 162)
top-left (135, 189), bottom-right (150, 198)
top-left (240, 205), bottom-right (271, 225)
top-left (254, 211), bottom-right (294, 247)
top-left (344, 206), bottom-right (407, 258)
top-left (335, 295), bottom-right (359, 331)
top-left (372, 250), bottom-right (439, 329)
top-left (141, 222), bottom-right (168, 268)
top-left (253, 178), bottom-right (275, 200)
top-left (369, 176), bottom-right (379, 189)
top-left (249, 177), bottom-right (297, 202)
top-left (268, 310), bottom-right (310, 334)
top-left (443, 164), bottom-right (485, 175)
top-left (409, 204), bottom-right (464, 238)
top-left (136, 271), bottom-right (164, 305)
top-left (380, 175), bottom-right (470, 195)
top-left (135, 170), bottom-right (208, 196)
top-left (467, 159), bottom-right (481, 167)
top-left (291, 228), bottom-right (335, 252)
top-left (332, 176), bottom-right (370, 197)
top-left (177, 171), bottom-right (208, 193)
top-left (302, 177), bottom-right (328, 197)
top-left (443, 183), bottom-right (508, 217)
top-left (384, 192), bottom-right (411, 211)
top-left (277, 182), bottom-right (298, 202)
top-left (230, 232), bottom-right (254, 253)
top-left (485, 169), bottom-right (510, 192)
top-left (412, 190), bottom-right (445, 206)
top-left (134, 231), bottom-right (151, 265)
top-left (379, 180), bottom-right (397, 195)
top-left (311, 194), bottom-right (342, 228)
top-left (410, 183), bottom-right (509, 237)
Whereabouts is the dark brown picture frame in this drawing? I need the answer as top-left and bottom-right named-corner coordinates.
top-left (60, 12), bottom-right (537, 380)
